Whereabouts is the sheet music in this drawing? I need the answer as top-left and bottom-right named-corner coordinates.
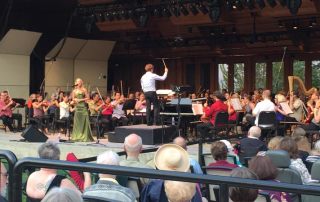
top-left (230, 98), bottom-right (243, 111)
top-left (192, 104), bottom-right (203, 115)
top-left (279, 102), bottom-right (293, 114)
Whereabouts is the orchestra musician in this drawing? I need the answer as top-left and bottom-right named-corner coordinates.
top-left (100, 96), bottom-right (113, 135)
top-left (32, 95), bottom-right (49, 134)
top-left (58, 94), bottom-right (74, 134)
top-left (3, 91), bottom-right (23, 131)
top-left (134, 93), bottom-right (147, 124)
top-left (197, 91), bottom-right (228, 138)
top-left (88, 92), bottom-right (107, 138)
top-left (111, 92), bottom-right (128, 130)
top-left (71, 78), bottom-right (94, 142)
top-left (0, 91), bottom-right (15, 132)
top-left (140, 63), bottom-right (168, 126)
top-left (288, 91), bottom-right (304, 122)
top-left (305, 92), bottom-right (319, 123)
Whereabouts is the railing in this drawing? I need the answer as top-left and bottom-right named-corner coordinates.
top-left (13, 157), bottom-right (320, 202)
top-left (0, 150), bottom-right (18, 202)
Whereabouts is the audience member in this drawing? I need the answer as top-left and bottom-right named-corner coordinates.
top-left (279, 137), bottom-right (312, 184)
top-left (249, 156), bottom-right (292, 202)
top-left (238, 126), bottom-right (268, 164)
top-left (219, 140), bottom-right (241, 166)
top-left (164, 181), bottom-right (196, 202)
top-left (26, 142), bottom-right (81, 201)
top-left (141, 144), bottom-right (203, 202)
top-left (0, 163), bottom-right (7, 202)
top-left (120, 134), bottom-right (153, 184)
top-left (291, 127), bottom-right (310, 164)
top-left (173, 137), bottom-right (203, 174)
top-left (306, 140), bottom-right (320, 163)
top-left (229, 167), bottom-right (258, 202)
top-left (268, 136), bottom-right (283, 150)
top-left (83, 151), bottom-right (136, 202)
top-left (208, 141), bottom-right (238, 168)
top-left (41, 187), bottom-right (83, 202)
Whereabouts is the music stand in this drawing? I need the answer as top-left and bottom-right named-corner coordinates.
top-left (87, 110), bottom-right (106, 147)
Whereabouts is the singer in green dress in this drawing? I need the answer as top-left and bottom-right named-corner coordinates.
top-left (71, 78), bottom-right (94, 142)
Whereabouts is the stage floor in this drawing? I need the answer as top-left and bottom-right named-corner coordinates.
top-left (0, 128), bottom-right (211, 164)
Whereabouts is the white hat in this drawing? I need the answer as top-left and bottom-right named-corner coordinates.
top-left (154, 144), bottom-right (190, 172)
top-left (220, 140), bottom-right (233, 153)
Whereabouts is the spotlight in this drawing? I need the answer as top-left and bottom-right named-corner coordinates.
top-left (235, 0), bottom-right (244, 10)
top-left (209, 7), bottom-right (220, 22)
top-left (113, 11), bottom-right (121, 20)
top-left (287, 0), bottom-right (302, 15)
top-left (266, 0), bottom-right (277, 7)
top-left (197, 3), bottom-right (208, 14)
top-left (162, 7), bottom-right (172, 17)
top-left (171, 6), bottom-right (180, 17)
top-left (120, 10), bottom-right (129, 20)
top-left (180, 5), bottom-right (189, 16)
top-left (103, 12), bottom-right (114, 21)
top-left (278, 21), bottom-right (284, 28)
top-left (256, 0), bottom-right (266, 9)
top-left (292, 21), bottom-right (299, 30)
top-left (138, 13), bottom-right (149, 27)
top-left (245, 0), bottom-right (255, 10)
top-left (153, 8), bottom-right (162, 17)
top-left (189, 4), bottom-right (199, 15)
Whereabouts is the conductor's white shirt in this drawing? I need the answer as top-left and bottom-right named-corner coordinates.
top-left (140, 71), bottom-right (167, 92)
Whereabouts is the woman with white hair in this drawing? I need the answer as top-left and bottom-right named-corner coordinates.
top-left (164, 181), bottom-right (196, 202)
top-left (306, 140), bottom-right (320, 163)
top-left (41, 187), bottom-right (82, 202)
top-left (26, 142), bottom-right (81, 202)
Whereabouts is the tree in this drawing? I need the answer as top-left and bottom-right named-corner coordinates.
top-left (255, 63), bottom-right (266, 89)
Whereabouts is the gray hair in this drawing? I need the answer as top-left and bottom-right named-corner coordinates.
top-left (97, 151), bottom-right (119, 166)
top-left (124, 134), bottom-right (142, 152)
top-left (41, 187), bottom-right (82, 202)
top-left (314, 140), bottom-right (320, 152)
top-left (248, 126), bottom-right (261, 138)
top-left (38, 142), bottom-right (60, 160)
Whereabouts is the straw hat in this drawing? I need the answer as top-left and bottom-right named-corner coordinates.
top-left (154, 144), bottom-right (190, 172)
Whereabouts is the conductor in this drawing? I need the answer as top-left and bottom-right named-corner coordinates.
top-left (141, 63), bottom-right (168, 126)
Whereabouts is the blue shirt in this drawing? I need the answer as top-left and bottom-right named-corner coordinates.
top-left (190, 158), bottom-right (203, 174)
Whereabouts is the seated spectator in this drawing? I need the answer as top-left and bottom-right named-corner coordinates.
top-left (238, 126), bottom-right (268, 164)
top-left (208, 141), bottom-right (238, 169)
top-left (41, 187), bottom-right (83, 202)
top-left (164, 181), bottom-right (196, 202)
top-left (279, 137), bottom-right (312, 184)
top-left (291, 127), bottom-right (310, 164)
top-left (249, 156), bottom-right (292, 202)
top-left (83, 151), bottom-right (136, 202)
top-left (120, 134), bottom-right (153, 184)
top-left (141, 144), bottom-right (203, 202)
top-left (306, 140), bottom-right (320, 163)
top-left (268, 136), bottom-right (283, 150)
top-left (229, 167), bottom-right (258, 202)
top-left (0, 163), bottom-right (7, 202)
top-left (26, 142), bottom-right (81, 202)
top-left (220, 140), bottom-right (241, 166)
top-left (173, 137), bottom-right (203, 174)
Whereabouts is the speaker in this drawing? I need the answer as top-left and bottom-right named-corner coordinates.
top-left (21, 125), bottom-right (48, 142)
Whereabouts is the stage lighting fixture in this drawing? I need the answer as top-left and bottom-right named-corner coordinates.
top-left (266, 0), bottom-right (277, 7)
top-left (95, 13), bottom-right (103, 22)
top-left (153, 8), bottom-right (161, 17)
top-left (197, 3), bottom-right (208, 14)
top-left (120, 10), bottom-right (129, 20)
top-left (180, 5), bottom-right (189, 16)
top-left (245, 0), bottom-right (255, 10)
top-left (162, 7), bottom-right (172, 17)
top-left (226, 0), bottom-right (233, 11)
top-left (171, 6), bottom-right (180, 17)
top-left (138, 13), bottom-right (149, 27)
top-left (103, 12), bottom-right (114, 21)
top-left (287, 0), bottom-right (301, 15)
top-left (278, 21), bottom-right (284, 28)
top-left (113, 11), bottom-right (121, 20)
top-left (234, 0), bottom-right (244, 10)
top-left (292, 21), bottom-right (299, 30)
top-left (277, 0), bottom-right (286, 6)
top-left (256, 0), bottom-right (266, 9)
top-left (189, 4), bottom-right (199, 15)
top-left (209, 7), bottom-right (220, 22)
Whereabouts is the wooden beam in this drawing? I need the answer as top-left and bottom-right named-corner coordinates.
top-left (96, 20), bottom-right (137, 32)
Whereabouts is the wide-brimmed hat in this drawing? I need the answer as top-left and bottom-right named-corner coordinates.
top-left (154, 144), bottom-right (190, 172)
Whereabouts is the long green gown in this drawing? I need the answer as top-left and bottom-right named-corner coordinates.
top-left (72, 92), bottom-right (94, 142)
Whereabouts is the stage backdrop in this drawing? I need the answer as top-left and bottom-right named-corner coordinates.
top-left (45, 38), bottom-right (115, 96)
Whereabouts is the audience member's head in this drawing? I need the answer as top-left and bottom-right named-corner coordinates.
top-left (220, 140), bottom-right (234, 154)
top-left (173, 136), bottom-right (187, 150)
top-left (164, 181), bottom-right (196, 202)
top-left (154, 144), bottom-right (190, 172)
top-left (41, 187), bottom-right (82, 202)
top-left (248, 126), bottom-right (261, 139)
top-left (279, 137), bottom-right (299, 159)
top-left (38, 142), bottom-right (60, 160)
top-left (249, 156), bottom-right (278, 180)
top-left (0, 163), bottom-right (7, 197)
top-left (311, 140), bottom-right (320, 155)
top-left (268, 136), bottom-right (283, 150)
top-left (229, 167), bottom-right (258, 202)
top-left (124, 134), bottom-right (142, 157)
top-left (97, 151), bottom-right (120, 178)
top-left (291, 127), bottom-right (311, 152)
top-left (211, 141), bottom-right (228, 161)
top-left (291, 127), bottom-right (306, 140)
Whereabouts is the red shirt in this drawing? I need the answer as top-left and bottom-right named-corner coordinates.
top-left (204, 100), bottom-right (228, 125)
top-left (0, 100), bottom-right (12, 117)
top-left (208, 160), bottom-right (238, 169)
top-left (228, 105), bottom-right (237, 121)
top-left (101, 105), bottom-right (113, 116)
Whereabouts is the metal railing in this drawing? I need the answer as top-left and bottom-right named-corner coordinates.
top-left (0, 150), bottom-right (18, 202)
top-left (12, 157), bottom-right (320, 202)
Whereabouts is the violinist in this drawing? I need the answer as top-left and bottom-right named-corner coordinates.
top-left (32, 95), bottom-right (49, 134)
top-left (225, 93), bottom-right (237, 123)
top-left (0, 91), bottom-right (15, 132)
top-left (111, 92), bottom-right (128, 130)
top-left (99, 96), bottom-right (113, 136)
top-left (134, 93), bottom-right (146, 124)
top-left (197, 91), bottom-right (228, 138)
top-left (58, 94), bottom-right (74, 134)
top-left (3, 91), bottom-right (23, 131)
top-left (88, 93), bottom-right (104, 116)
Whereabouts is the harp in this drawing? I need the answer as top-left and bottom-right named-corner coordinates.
top-left (288, 76), bottom-right (317, 96)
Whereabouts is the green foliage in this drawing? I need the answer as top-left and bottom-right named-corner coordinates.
top-left (234, 63), bottom-right (244, 92)
top-left (272, 62), bottom-right (284, 93)
top-left (293, 60), bottom-right (305, 90)
top-left (256, 63), bottom-right (267, 89)
top-left (312, 60), bottom-right (320, 88)
top-left (218, 64), bottom-right (228, 90)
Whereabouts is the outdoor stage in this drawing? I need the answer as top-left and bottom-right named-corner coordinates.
top-left (0, 127), bottom-right (209, 164)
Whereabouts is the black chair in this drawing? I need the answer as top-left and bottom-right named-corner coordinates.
top-left (52, 108), bottom-right (69, 136)
top-left (258, 111), bottom-right (277, 140)
top-left (208, 111), bottom-right (231, 140)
